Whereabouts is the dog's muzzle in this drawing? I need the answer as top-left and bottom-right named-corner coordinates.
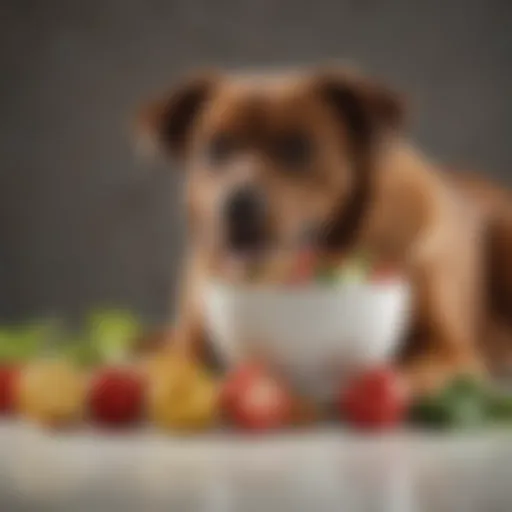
top-left (223, 187), bottom-right (267, 253)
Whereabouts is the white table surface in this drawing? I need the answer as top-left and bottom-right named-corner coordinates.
top-left (0, 420), bottom-right (511, 512)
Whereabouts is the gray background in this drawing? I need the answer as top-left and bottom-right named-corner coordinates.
top-left (1, 0), bottom-right (511, 322)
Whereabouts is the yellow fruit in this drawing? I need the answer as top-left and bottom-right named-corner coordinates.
top-left (146, 354), bottom-right (218, 432)
top-left (17, 359), bottom-right (85, 428)
top-left (140, 349), bottom-right (184, 376)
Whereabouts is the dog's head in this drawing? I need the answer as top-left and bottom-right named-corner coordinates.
top-left (137, 67), bottom-right (405, 258)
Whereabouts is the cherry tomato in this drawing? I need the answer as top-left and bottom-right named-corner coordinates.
top-left (340, 367), bottom-right (409, 430)
top-left (221, 363), bottom-right (293, 431)
top-left (288, 250), bottom-right (318, 284)
top-left (0, 365), bottom-right (18, 414)
top-left (88, 367), bottom-right (144, 428)
top-left (370, 264), bottom-right (400, 283)
top-left (219, 362), bottom-right (265, 411)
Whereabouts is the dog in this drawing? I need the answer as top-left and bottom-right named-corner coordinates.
top-left (136, 65), bottom-right (512, 396)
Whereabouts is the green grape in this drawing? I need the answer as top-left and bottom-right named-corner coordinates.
top-left (0, 329), bottom-right (13, 362)
top-left (486, 392), bottom-right (512, 423)
top-left (354, 249), bottom-right (372, 274)
top-left (87, 308), bottom-right (142, 363)
top-left (442, 374), bottom-right (488, 401)
top-left (64, 339), bottom-right (103, 368)
top-left (0, 319), bottom-right (64, 364)
top-left (338, 257), bottom-right (367, 284)
top-left (409, 374), bottom-right (492, 430)
top-left (28, 317), bottom-right (66, 347)
top-left (0, 329), bottom-right (12, 345)
top-left (409, 392), bottom-right (487, 430)
top-left (409, 395), bottom-right (453, 429)
top-left (446, 395), bottom-right (487, 428)
top-left (316, 264), bottom-right (338, 285)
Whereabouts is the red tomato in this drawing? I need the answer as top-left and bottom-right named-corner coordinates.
top-left (219, 363), bottom-right (264, 411)
top-left (340, 368), bottom-right (409, 430)
top-left (88, 367), bottom-right (145, 428)
top-left (221, 363), bottom-right (292, 431)
top-left (288, 250), bottom-right (318, 284)
top-left (370, 264), bottom-right (400, 283)
top-left (0, 366), bottom-right (19, 414)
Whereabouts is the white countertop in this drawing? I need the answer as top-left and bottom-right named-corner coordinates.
top-left (0, 421), bottom-right (511, 512)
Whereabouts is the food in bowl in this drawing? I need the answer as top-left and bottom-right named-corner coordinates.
top-left (216, 249), bottom-right (391, 286)
top-left (204, 250), bottom-right (412, 401)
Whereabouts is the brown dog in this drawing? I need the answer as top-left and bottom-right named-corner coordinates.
top-left (137, 66), bottom-right (512, 395)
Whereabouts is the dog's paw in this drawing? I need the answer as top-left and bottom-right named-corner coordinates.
top-left (400, 352), bottom-right (485, 398)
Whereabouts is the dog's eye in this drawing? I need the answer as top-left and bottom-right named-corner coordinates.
top-left (205, 134), bottom-right (236, 166)
top-left (273, 133), bottom-right (312, 170)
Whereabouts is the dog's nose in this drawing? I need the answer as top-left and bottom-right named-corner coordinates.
top-left (225, 188), bottom-right (263, 223)
top-left (224, 187), bottom-right (266, 251)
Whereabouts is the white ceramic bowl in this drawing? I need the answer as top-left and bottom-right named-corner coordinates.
top-left (203, 280), bottom-right (412, 401)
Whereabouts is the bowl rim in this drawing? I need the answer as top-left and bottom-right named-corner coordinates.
top-left (205, 277), bottom-right (410, 296)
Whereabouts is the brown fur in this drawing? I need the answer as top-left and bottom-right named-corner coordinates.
top-left (137, 66), bottom-right (512, 396)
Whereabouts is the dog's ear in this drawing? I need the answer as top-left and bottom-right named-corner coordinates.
top-left (313, 67), bottom-right (406, 151)
top-left (136, 71), bottom-right (220, 159)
